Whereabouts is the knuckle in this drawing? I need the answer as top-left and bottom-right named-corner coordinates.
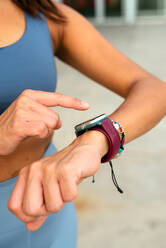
top-left (12, 112), bottom-right (24, 131)
top-left (19, 167), bottom-right (27, 176)
top-left (8, 201), bottom-right (20, 214)
top-left (37, 122), bottom-right (46, 132)
top-left (47, 113), bottom-right (59, 129)
top-left (52, 111), bottom-right (59, 121)
top-left (14, 108), bottom-right (24, 120)
top-left (16, 96), bottom-right (28, 109)
top-left (63, 191), bottom-right (78, 202)
top-left (11, 119), bottom-right (19, 131)
top-left (46, 203), bottom-right (63, 213)
top-left (21, 89), bottom-right (33, 97)
top-left (29, 162), bottom-right (41, 172)
top-left (23, 205), bottom-right (38, 217)
top-left (35, 122), bottom-right (48, 138)
top-left (51, 114), bottom-right (59, 128)
top-left (28, 162), bottom-right (41, 178)
top-left (43, 167), bottom-right (56, 187)
top-left (60, 164), bottom-right (71, 178)
top-left (19, 167), bottom-right (25, 174)
top-left (43, 163), bottom-right (55, 176)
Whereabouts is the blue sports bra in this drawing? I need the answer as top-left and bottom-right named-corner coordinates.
top-left (0, 11), bottom-right (57, 114)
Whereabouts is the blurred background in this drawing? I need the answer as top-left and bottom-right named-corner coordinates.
top-left (53, 0), bottom-right (166, 247)
top-left (56, 0), bottom-right (166, 24)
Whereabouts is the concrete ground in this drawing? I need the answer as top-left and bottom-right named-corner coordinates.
top-left (53, 23), bottom-right (166, 248)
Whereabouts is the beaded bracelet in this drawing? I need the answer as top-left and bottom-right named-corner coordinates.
top-left (111, 120), bottom-right (125, 158)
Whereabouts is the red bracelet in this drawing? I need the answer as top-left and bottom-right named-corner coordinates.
top-left (92, 118), bottom-right (121, 163)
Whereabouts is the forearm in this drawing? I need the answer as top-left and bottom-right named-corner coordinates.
top-left (74, 76), bottom-right (166, 160)
top-left (109, 76), bottom-right (166, 143)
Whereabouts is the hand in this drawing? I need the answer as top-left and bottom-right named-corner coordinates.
top-left (0, 89), bottom-right (89, 155)
top-left (8, 130), bottom-right (109, 231)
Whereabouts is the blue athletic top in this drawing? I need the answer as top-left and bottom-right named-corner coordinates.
top-left (0, 11), bottom-right (57, 114)
top-left (0, 10), bottom-right (77, 248)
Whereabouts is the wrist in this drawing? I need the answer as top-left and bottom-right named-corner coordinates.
top-left (74, 114), bottom-right (124, 162)
top-left (75, 130), bottom-right (109, 158)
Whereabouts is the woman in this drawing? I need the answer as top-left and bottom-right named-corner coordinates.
top-left (0, 0), bottom-right (166, 247)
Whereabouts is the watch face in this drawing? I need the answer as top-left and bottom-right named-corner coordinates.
top-left (75, 114), bottom-right (107, 132)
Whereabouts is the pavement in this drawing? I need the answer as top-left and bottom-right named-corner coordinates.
top-left (52, 22), bottom-right (166, 248)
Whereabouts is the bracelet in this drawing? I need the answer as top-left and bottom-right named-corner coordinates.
top-left (111, 120), bottom-right (125, 145)
top-left (92, 122), bottom-right (124, 194)
top-left (74, 114), bottom-right (125, 193)
top-left (92, 118), bottom-right (121, 162)
top-left (111, 120), bottom-right (125, 158)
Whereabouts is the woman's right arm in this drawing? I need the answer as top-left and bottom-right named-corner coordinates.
top-left (0, 89), bottom-right (89, 155)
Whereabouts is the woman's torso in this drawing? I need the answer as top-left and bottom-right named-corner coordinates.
top-left (0, 0), bottom-right (62, 182)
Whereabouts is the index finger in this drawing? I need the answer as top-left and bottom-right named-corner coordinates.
top-left (23, 90), bottom-right (90, 110)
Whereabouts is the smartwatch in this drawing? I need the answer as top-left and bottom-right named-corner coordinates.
top-left (74, 114), bottom-right (121, 162)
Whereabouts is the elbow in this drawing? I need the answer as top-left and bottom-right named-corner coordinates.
top-left (126, 75), bottom-right (166, 98)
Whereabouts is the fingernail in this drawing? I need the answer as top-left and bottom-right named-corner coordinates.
top-left (81, 101), bottom-right (90, 108)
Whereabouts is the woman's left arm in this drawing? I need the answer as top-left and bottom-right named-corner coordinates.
top-left (56, 3), bottom-right (166, 143)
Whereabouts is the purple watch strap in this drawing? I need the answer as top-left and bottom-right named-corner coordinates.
top-left (92, 118), bottom-right (121, 163)
top-left (92, 127), bottom-right (113, 162)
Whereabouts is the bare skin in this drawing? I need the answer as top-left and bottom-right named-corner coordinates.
top-left (0, 2), bottom-right (52, 181)
top-left (1, 0), bottom-right (166, 232)
top-left (0, 1), bottom-right (88, 182)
